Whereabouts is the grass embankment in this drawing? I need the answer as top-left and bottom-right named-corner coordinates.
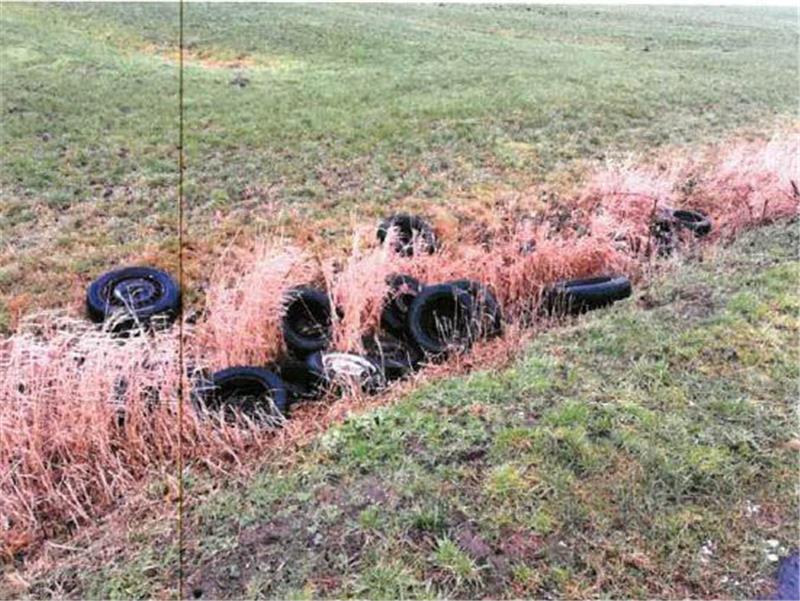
top-left (23, 222), bottom-right (798, 599)
top-left (1, 4), bottom-right (797, 331)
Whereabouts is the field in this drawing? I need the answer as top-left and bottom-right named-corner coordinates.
top-left (1, 3), bottom-right (798, 599)
top-left (1, 4), bottom-right (797, 329)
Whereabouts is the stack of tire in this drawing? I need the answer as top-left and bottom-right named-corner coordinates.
top-left (85, 209), bottom-right (710, 423)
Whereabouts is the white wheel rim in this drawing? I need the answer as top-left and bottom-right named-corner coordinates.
top-left (321, 353), bottom-right (384, 388)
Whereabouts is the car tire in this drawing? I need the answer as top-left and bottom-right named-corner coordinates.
top-left (377, 214), bottom-right (439, 257)
top-left (271, 359), bottom-right (325, 401)
top-left (543, 275), bottom-right (632, 315)
top-left (282, 287), bottom-right (333, 356)
top-left (381, 274), bottom-right (424, 337)
top-left (406, 283), bottom-right (475, 356)
top-left (449, 279), bottom-right (503, 338)
top-left (366, 335), bottom-right (423, 380)
top-left (672, 209), bottom-right (712, 237)
top-left (305, 351), bottom-right (385, 392)
top-left (86, 266), bottom-right (180, 329)
top-left (199, 366), bottom-right (289, 420)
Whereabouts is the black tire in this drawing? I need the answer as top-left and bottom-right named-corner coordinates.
top-left (448, 279), bottom-right (504, 338)
top-left (86, 266), bottom-right (180, 329)
top-left (200, 366), bottom-right (289, 420)
top-left (544, 275), bottom-right (632, 315)
top-left (282, 287), bottom-right (332, 356)
top-left (366, 336), bottom-right (423, 380)
top-left (377, 214), bottom-right (439, 257)
top-left (672, 209), bottom-right (712, 237)
top-left (406, 283), bottom-right (475, 356)
top-left (271, 359), bottom-right (325, 401)
top-left (305, 351), bottom-right (385, 392)
top-left (381, 274), bottom-right (424, 337)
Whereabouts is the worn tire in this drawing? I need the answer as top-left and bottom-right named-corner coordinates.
top-left (271, 359), bottom-right (325, 401)
top-left (381, 274), bottom-right (424, 337)
top-left (544, 275), bottom-right (632, 315)
top-left (86, 266), bottom-right (180, 329)
top-left (449, 279), bottom-right (503, 338)
top-left (406, 283), bottom-right (475, 356)
top-left (672, 209), bottom-right (712, 237)
top-left (377, 214), bottom-right (439, 257)
top-left (200, 366), bottom-right (289, 420)
top-left (282, 287), bottom-right (332, 356)
top-left (366, 336), bottom-right (423, 380)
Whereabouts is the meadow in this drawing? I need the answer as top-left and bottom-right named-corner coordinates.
top-left (0, 4), bottom-right (798, 599)
top-left (1, 3), bottom-right (796, 329)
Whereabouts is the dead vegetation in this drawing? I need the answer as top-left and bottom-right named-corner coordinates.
top-left (1, 132), bottom-right (797, 561)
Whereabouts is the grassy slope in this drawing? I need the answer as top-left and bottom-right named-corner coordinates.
top-left (28, 222), bottom-right (799, 599)
top-left (1, 4), bottom-right (797, 330)
top-left (0, 4), bottom-right (180, 330)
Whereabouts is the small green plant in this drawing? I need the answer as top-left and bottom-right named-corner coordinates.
top-left (433, 537), bottom-right (480, 587)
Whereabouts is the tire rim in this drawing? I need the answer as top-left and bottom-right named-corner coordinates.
top-left (105, 275), bottom-right (163, 311)
top-left (321, 353), bottom-right (384, 387)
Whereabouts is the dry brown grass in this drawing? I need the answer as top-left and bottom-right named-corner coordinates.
top-left (194, 243), bottom-right (315, 370)
top-left (1, 132), bottom-right (797, 559)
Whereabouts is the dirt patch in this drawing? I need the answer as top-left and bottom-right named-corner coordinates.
top-left (147, 45), bottom-right (257, 70)
top-left (186, 518), bottom-right (294, 599)
top-left (456, 446), bottom-right (488, 463)
top-left (361, 478), bottom-right (395, 506)
top-left (639, 284), bottom-right (716, 320)
top-left (136, 43), bottom-right (299, 72)
top-left (498, 528), bottom-right (545, 562)
top-left (238, 519), bottom-right (292, 547)
top-left (455, 523), bottom-right (492, 561)
top-left (673, 284), bottom-right (716, 320)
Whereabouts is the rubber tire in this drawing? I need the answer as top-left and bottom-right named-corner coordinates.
top-left (377, 214), bottom-right (439, 257)
top-left (271, 359), bottom-right (325, 401)
top-left (381, 274), bottom-right (424, 337)
top-left (203, 366), bottom-right (289, 419)
top-left (672, 209), bottom-right (712, 237)
top-left (367, 336), bottom-right (423, 380)
top-left (406, 283), bottom-right (475, 356)
top-left (545, 275), bottom-right (632, 315)
top-left (282, 287), bottom-right (332, 356)
top-left (86, 266), bottom-right (180, 327)
top-left (449, 279), bottom-right (503, 338)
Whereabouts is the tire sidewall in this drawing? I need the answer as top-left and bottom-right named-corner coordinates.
top-left (206, 366), bottom-right (289, 417)
top-left (407, 284), bottom-right (475, 355)
top-left (86, 266), bottom-right (181, 324)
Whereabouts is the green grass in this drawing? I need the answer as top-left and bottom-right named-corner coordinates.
top-left (1, 4), bottom-right (797, 331)
top-left (1, 6), bottom-right (798, 596)
top-left (30, 222), bottom-right (799, 599)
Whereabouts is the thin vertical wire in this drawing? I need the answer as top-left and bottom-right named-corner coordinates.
top-left (177, 0), bottom-right (185, 597)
